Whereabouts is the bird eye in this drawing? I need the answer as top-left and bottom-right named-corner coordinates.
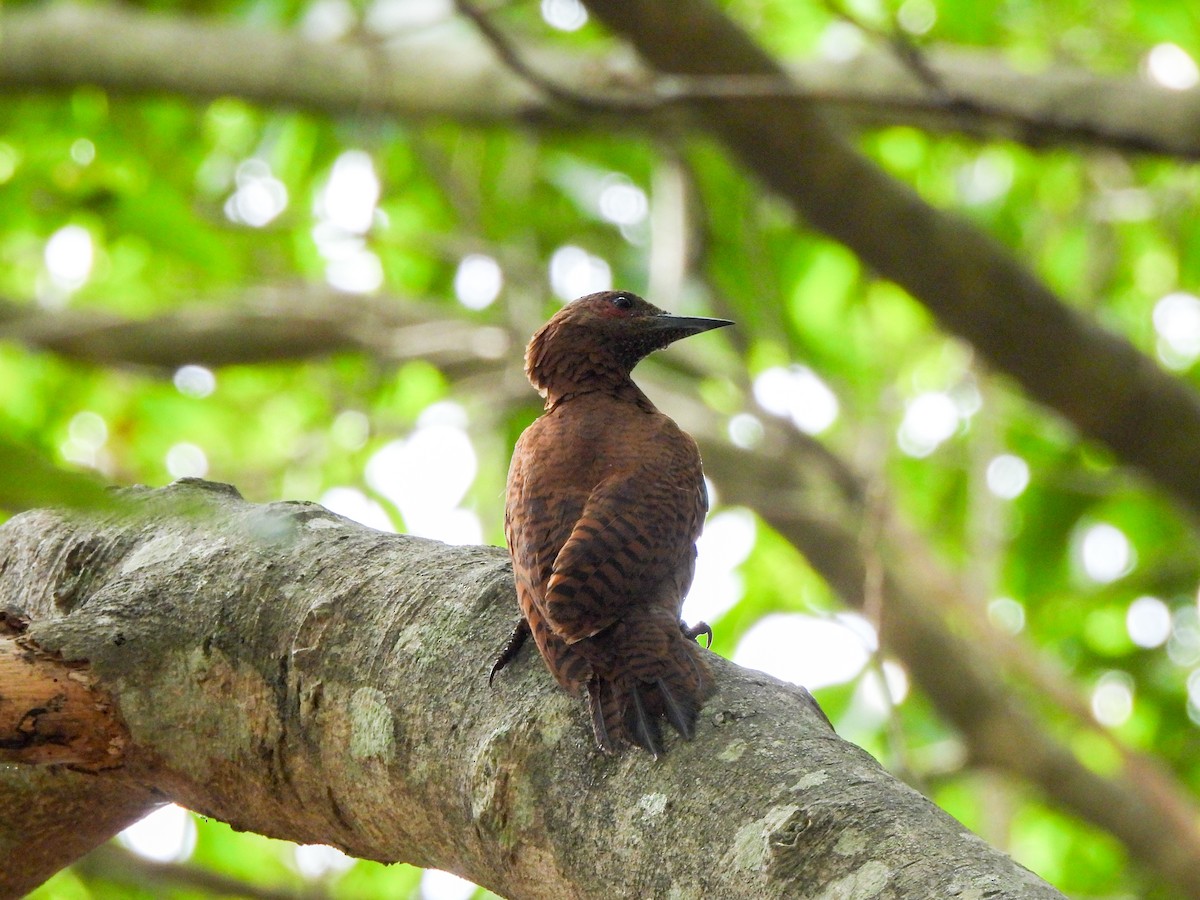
top-left (611, 294), bottom-right (633, 310)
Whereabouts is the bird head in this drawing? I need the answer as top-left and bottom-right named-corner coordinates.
top-left (525, 291), bottom-right (732, 400)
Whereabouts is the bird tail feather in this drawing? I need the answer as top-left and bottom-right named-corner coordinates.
top-left (582, 624), bottom-right (713, 757)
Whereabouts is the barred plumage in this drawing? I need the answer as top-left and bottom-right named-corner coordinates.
top-left (492, 290), bottom-right (731, 757)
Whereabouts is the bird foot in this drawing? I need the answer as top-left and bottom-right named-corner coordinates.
top-left (490, 618), bottom-right (531, 685)
top-left (681, 620), bottom-right (713, 648)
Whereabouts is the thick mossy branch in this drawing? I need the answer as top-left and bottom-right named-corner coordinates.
top-left (0, 481), bottom-right (1061, 898)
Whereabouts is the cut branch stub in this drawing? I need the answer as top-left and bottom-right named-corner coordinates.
top-left (0, 633), bottom-right (127, 770)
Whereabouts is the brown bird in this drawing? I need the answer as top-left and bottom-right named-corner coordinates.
top-left (492, 290), bottom-right (732, 757)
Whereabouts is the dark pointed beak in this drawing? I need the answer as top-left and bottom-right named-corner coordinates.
top-left (648, 313), bottom-right (734, 337)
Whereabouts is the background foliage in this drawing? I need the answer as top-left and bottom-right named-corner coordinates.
top-left (5, 0), bottom-right (1200, 896)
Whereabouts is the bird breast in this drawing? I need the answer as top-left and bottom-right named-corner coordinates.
top-left (517, 393), bottom-right (696, 500)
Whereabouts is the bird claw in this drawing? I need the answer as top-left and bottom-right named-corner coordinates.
top-left (681, 620), bottom-right (713, 649)
top-left (490, 618), bottom-right (531, 684)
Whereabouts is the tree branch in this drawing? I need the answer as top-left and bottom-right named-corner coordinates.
top-left (0, 767), bottom-right (161, 895)
top-left (0, 480), bottom-right (1063, 898)
top-left (72, 843), bottom-right (322, 900)
top-left (0, 290), bottom-right (512, 378)
top-left (3, 4), bottom-right (1200, 157)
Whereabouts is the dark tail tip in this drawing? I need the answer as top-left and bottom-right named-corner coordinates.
top-left (586, 673), bottom-right (708, 758)
top-left (627, 682), bottom-right (664, 758)
top-left (656, 678), bottom-right (697, 740)
top-left (587, 679), bottom-right (618, 754)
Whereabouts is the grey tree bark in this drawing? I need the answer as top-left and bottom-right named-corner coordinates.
top-left (0, 480), bottom-right (1062, 899)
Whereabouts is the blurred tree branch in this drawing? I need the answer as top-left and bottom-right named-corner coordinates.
top-left (0, 764), bottom-right (159, 897)
top-left (0, 291), bottom-right (512, 380)
top-left (578, 0), bottom-right (1200, 525)
top-left (71, 843), bottom-right (325, 900)
top-left (3, 3), bottom-right (1200, 157)
top-left (0, 481), bottom-right (1063, 898)
top-left (10, 0), bottom-right (1200, 516)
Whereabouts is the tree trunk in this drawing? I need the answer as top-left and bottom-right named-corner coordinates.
top-left (0, 480), bottom-right (1060, 898)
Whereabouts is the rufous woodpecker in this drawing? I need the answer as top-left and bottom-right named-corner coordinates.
top-left (492, 290), bottom-right (732, 757)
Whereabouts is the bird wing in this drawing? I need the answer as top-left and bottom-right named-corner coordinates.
top-left (540, 468), bottom-right (706, 646)
top-left (504, 433), bottom-right (595, 690)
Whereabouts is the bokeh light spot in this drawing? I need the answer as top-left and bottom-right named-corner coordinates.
top-left (325, 249), bottom-right (384, 294)
top-left (420, 868), bottom-right (478, 900)
top-left (166, 443), bottom-right (209, 479)
top-left (1075, 522), bottom-right (1134, 584)
top-left (301, 0), bottom-right (356, 41)
top-left (752, 366), bottom-right (839, 435)
top-left (454, 254), bottom-right (503, 309)
top-left (294, 844), bottom-right (356, 879)
top-left (857, 661), bottom-right (911, 716)
top-left (331, 410), bottom-right (370, 451)
top-left (598, 175), bottom-right (648, 226)
top-left (1187, 669), bottom-right (1200, 726)
top-left (1127, 595), bottom-right (1171, 648)
top-left (733, 613), bottom-right (875, 690)
top-left (987, 596), bottom-right (1026, 635)
top-left (541, 0), bottom-right (587, 31)
top-left (1153, 291), bottom-right (1200, 369)
top-left (70, 138), bottom-right (96, 166)
top-left (897, 392), bottom-right (959, 457)
top-left (321, 487), bottom-right (395, 532)
top-left (684, 508), bottom-right (756, 624)
top-left (174, 364), bottom-right (216, 398)
top-left (119, 804), bottom-right (196, 863)
top-left (957, 150), bottom-right (1014, 205)
top-left (69, 410), bottom-right (108, 450)
top-left (44, 224), bottom-right (94, 291)
top-left (1146, 43), bottom-right (1200, 91)
top-left (62, 410), bottom-right (109, 469)
top-left (0, 142), bottom-right (19, 184)
top-left (985, 454), bottom-right (1030, 499)
top-left (367, 0), bottom-right (452, 34)
top-left (1091, 671), bottom-right (1134, 727)
top-left (321, 150), bottom-right (379, 234)
top-left (365, 404), bottom-right (482, 544)
top-left (818, 21), bottom-right (864, 61)
top-left (549, 245), bottom-right (611, 301)
top-left (897, 0), bottom-right (936, 35)
top-left (224, 159), bottom-right (288, 227)
top-left (1168, 607), bottom-right (1200, 667)
top-left (727, 413), bottom-right (764, 449)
